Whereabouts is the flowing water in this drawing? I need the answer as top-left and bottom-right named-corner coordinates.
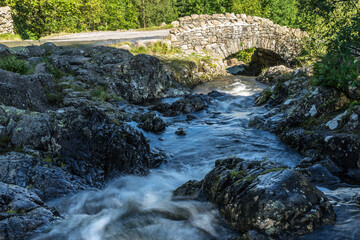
top-left (32, 75), bottom-right (360, 240)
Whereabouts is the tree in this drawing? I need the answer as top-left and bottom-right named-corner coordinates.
top-left (297, 0), bottom-right (360, 90)
top-left (131, 0), bottom-right (178, 27)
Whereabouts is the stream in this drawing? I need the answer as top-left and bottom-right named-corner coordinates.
top-left (32, 75), bottom-right (360, 240)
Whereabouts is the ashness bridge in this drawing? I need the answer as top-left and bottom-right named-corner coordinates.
top-left (167, 13), bottom-right (306, 64)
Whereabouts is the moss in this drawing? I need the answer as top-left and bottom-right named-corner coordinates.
top-left (41, 58), bottom-right (67, 80)
top-left (230, 170), bottom-right (246, 179)
top-left (90, 86), bottom-right (122, 102)
top-left (42, 156), bottom-right (53, 164)
top-left (111, 118), bottom-right (121, 126)
top-left (301, 117), bottom-right (320, 128)
top-left (243, 175), bottom-right (258, 182)
top-left (6, 209), bottom-right (17, 214)
top-left (46, 93), bottom-right (64, 106)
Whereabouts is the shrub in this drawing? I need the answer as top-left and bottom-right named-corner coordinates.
top-left (7, 0), bottom-right (139, 39)
top-left (313, 51), bottom-right (360, 91)
top-left (0, 56), bottom-right (29, 74)
top-left (233, 48), bottom-right (256, 64)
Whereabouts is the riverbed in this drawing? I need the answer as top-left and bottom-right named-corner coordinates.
top-left (31, 75), bottom-right (360, 240)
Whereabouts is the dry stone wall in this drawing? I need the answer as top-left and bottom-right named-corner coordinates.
top-left (168, 13), bottom-right (307, 64)
top-left (0, 7), bottom-right (14, 34)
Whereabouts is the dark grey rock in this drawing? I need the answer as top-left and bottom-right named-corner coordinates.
top-left (173, 158), bottom-right (335, 237)
top-left (137, 112), bottom-right (166, 133)
top-left (0, 44), bottom-right (10, 58)
top-left (175, 128), bottom-right (187, 136)
top-left (0, 182), bottom-right (58, 240)
top-left (0, 69), bottom-right (53, 112)
top-left (0, 152), bottom-right (87, 201)
top-left (154, 94), bottom-right (210, 116)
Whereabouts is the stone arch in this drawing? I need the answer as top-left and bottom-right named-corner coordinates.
top-left (168, 13), bottom-right (306, 65)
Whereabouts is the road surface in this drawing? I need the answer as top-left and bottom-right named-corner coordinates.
top-left (0, 29), bottom-right (170, 47)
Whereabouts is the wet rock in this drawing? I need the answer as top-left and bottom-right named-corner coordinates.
top-left (299, 164), bottom-right (342, 188)
top-left (208, 90), bottom-right (225, 98)
top-left (227, 65), bottom-right (247, 75)
top-left (186, 114), bottom-right (196, 121)
top-left (0, 152), bottom-right (87, 201)
top-left (0, 182), bottom-right (58, 240)
top-left (173, 158), bottom-right (335, 237)
top-left (54, 106), bottom-right (154, 183)
top-left (250, 65), bottom-right (360, 184)
top-left (154, 94), bottom-right (210, 116)
top-left (1, 105), bottom-right (156, 187)
top-left (175, 128), bottom-right (187, 136)
top-left (323, 187), bottom-right (360, 204)
top-left (150, 149), bottom-right (167, 168)
top-left (137, 112), bottom-right (166, 133)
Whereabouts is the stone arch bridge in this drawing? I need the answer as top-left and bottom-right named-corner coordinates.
top-left (167, 13), bottom-right (307, 64)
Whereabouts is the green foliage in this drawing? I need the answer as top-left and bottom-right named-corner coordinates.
top-left (230, 170), bottom-right (245, 179)
top-left (90, 86), bottom-right (121, 102)
top-left (0, 56), bottom-right (29, 74)
top-left (6, 209), bottom-right (17, 214)
top-left (5, 0), bottom-right (305, 39)
top-left (130, 42), bottom-right (180, 55)
top-left (231, 0), bottom-right (262, 16)
top-left (7, 0), bottom-right (139, 39)
top-left (261, 0), bottom-right (300, 27)
top-left (313, 50), bottom-right (360, 91)
top-left (46, 92), bottom-right (64, 106)
top-left (176, 0), bottom-right (231, 16)
top-left (131, 0), bottom-right (178, 28)
top-left (298, 0), bottom-right (360, 92)
top-left (0, 33), bottom-right (21, 41)
top-left (233, 47), bottom-right (256, 64)
top-left (176, 0), bottom-right (300, 28)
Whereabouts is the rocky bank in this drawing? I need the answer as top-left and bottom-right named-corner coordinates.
top-left (0, 43), bottom-right (216, 239)
top-left (249, 65), bottom-right (360, 187)
top-left (0, 43), bottom-right (342, 239)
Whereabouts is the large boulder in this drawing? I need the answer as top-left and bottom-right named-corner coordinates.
top-left (2, 105), bottom-right (156, 187)
top-left (0, 182), bottom-right (58, 240)
top-left (0, 152), bottom-right (87, 201)
top-left (0, 70), bottom-right (53, 112)
top-left (103, 54), bottom-right (182, 103)
top-left (173, 158), bottom-right (335, 238)
top-left (54, 106), bottom-right (154, 183)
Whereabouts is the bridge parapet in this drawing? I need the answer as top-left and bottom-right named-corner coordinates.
top-left (168, 13), bottom-right (307, 64)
